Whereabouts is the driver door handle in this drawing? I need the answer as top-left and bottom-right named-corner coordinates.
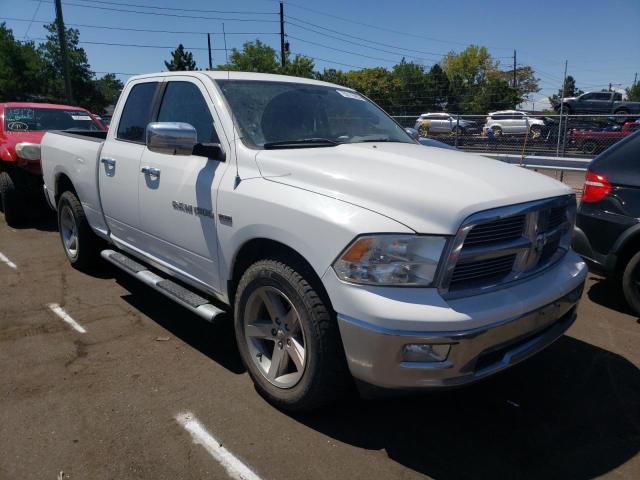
top-left (141, 166), bottom-right (161, 178)
top-left (101, 157), bottom-right (116, 167)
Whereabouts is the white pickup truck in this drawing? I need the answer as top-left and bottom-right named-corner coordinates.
top-left (41, 71), bottom-right (587, 411)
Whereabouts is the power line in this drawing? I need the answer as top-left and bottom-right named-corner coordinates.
top-left (28, 0), bottom-right (280, 23)
top-left (29, 0), bottom-right (276, 15)
top-left (286, 15), bottom-right (448, 58)
top-left (23, 0), bottom-right (43, 38)
top-left (3, 17), bottom-right (279, 36)
top-left (26, 37), bottom-right (228, 51)
top-left (263, 0), bottom-right (510, 50)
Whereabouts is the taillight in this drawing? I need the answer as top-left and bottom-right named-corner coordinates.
top-left (582, 170), bottom-right (612, 203)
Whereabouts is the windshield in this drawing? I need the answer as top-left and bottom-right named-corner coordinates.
top-left (4, 107), bottom-right (103, 132)
top-left (216, 80), bottom-right (413, 149)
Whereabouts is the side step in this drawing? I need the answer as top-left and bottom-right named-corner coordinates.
top-left (101, 249), bottom-right (225, 322)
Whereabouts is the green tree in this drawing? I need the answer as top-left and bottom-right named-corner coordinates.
top-left (626, 82), bottom-right (640, 101)
top-left (390, 59), bottom-right (428, 115)
top-left (164, 44), bottom-right (197, 71)
top-left (95, 73), bottom-right (123, 107)
top-left (424, 64), bottom-right (450, 111)
top-left (441, 45), bottom-right (499, 85)
top-left (282, 54), bottom-right (315, 79)
top-left (0, 23), bottom-right (44, 101)
top-left (39, 23), bottom-right (109, 112)
top-left (548, 75), bottom-right (583, 108)
top-left (314, 68), bottom-right (349, 86)
top-left (345, 67), bottom-right (399, 113)
top-left (218, 40), bottom-right (279, 73)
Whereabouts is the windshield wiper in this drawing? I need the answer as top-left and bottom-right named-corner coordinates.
top-left (263, 138), bottom-right (338, 149)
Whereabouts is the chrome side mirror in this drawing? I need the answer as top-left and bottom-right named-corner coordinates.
top-left (146, 122), bottom-right (197, 155)
top-left (405, 127), bottom-right (420, 140)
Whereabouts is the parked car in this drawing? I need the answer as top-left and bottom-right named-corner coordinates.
top-left (40, 71), bottom-right (586, 411)
top-left (483, 110), bottom-right (545, 137)
top-left (556, 91), bottom-right (640, 116)
top-left (0, 102), bottom-right (106, 226)
top-left (570, 121), bottom-right (640, 155)
top-left (572, 131), bottom-right (640, 313)
top-left (414, 113), bottom-right (479, 135)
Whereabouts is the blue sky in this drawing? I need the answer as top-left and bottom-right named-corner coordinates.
top-left (2, 0), bottom-right (639, 109)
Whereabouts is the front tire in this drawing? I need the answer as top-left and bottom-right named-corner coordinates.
top-left (622, 251), bottom-right (640, 315)
top-left (57, 191), bottom-right (101, 270)
top-left (234, 258), bottom-right (350, 411)
top-left (582, 140), bottom-right (599, 155)
top-left (0, 171), bottom-right (21, 227)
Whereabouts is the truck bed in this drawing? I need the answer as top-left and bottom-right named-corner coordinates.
top-left (41, 130), bottom-right (108, 235)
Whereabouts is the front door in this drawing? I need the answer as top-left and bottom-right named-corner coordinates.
top-left (98, 80), bottom-right (160, 248)
top-left (137, 77), bottom-right (229, 292)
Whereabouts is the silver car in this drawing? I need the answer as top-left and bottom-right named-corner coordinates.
top-left (415, 113), bottom-right (478, 135)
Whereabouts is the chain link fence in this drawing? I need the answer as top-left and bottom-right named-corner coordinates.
top-left (393, 113), bottom-right (640, 159)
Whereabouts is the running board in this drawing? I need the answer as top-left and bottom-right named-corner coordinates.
top-left (101, 249), bottom-right (224, 322)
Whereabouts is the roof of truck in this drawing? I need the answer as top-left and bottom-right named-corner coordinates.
top-left (128, 70), bottom-right (356, 90)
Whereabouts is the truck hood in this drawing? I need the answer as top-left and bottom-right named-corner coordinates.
top-left (255, 143), bottom-right (571, 234)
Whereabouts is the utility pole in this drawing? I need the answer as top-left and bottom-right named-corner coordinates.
top-left (207, 33), bottom-right (213, 70)
top-left (556, 60), bottom-right (568, 157)
top-left (513, 50), bottom-right (517, 88)
top-left (54, 0), bottom-right (73, 104)
top-left (279, 1), bottom-right (286, 69)
top-left (609, 82), bottom-right (612, 92)
top-left (634, 72), bottom-right (638, 87)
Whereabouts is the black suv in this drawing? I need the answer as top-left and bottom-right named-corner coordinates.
top-left (573, 130), bottom-right (640, 313)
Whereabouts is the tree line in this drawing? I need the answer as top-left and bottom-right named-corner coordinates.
top-left (2, 21), bottom-right (638, 116)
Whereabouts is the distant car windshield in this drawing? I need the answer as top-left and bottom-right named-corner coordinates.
top-left (216, 80), bottom-right (413, 149)
top-left (4, 107), bottom-right (102, 132)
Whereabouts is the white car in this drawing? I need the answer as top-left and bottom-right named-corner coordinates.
top-left (484, 110), bottom-right (545, 137)
top-left (40, 71), bottom-right (586, 411)
top-left (415, 112), bottom-right (479, 135)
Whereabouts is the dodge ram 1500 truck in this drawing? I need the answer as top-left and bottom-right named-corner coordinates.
top-left (40, 72), bottom-right (587, 411)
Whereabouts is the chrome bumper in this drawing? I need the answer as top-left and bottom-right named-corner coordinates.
top-left (337, 282), bottom-right (584, 389)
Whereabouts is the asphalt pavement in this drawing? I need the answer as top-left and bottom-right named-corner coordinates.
top-left (1, 211), bottom-right (638, 480)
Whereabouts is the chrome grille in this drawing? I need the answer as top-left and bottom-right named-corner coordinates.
top-left (463, 215), bottom-right (526, 247)
top-left (440, 195), bottom-right (576, 298)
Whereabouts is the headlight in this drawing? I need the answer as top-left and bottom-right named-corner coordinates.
top-left (333, 234), bottom-right (447, 286)
top-left (15, 142), bottom-right (41, 161)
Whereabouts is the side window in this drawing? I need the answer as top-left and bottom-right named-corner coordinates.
top-left (157, 81), bottom-right (219, 143)
top-left (117, 82), bottom-right (158, 142)
top-left (581, 93), bottom-right (594, 101)
top-left (594, 93), bottom-right (610, 100)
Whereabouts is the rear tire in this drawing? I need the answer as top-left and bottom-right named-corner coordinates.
top-left (57, 191), bottom-right (101, 270)
top-left (492, 126), bottom-right (503, 137)
top-left (622, 251), bottom-right (640, 315)
top-left (0, 171), bottom-right (21, 227)
top-left (582, 140), bottom-right (599, 155)
top-left (234, 258), bottom-right (351, 411)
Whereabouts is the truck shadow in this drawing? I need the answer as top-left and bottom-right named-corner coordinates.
top-left (291, 336), bottom-right (640, 480)
top-left (586, 274), bottom-right (637, 317)
top-left (112, 269), bottom-right (246, 375)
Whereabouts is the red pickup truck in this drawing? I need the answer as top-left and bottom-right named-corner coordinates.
top-left (0, 102), bottom-right (106, 226)
top-left (571, 121), bottom-right (640, 155)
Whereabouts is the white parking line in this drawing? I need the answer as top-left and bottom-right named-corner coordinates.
top-left (175, 412), bottom-right (262, 480)
top-left (47, 303), bottom-right (87, 334)
top-left (0, 252), bottom-right (17, 269)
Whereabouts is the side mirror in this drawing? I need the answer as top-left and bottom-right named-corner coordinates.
top-left (405, 127), bottom-right (420, 140)
top-left (146, 122), bottom-right (197, 155)
top-left (192, 142), bottom-right (226, 161)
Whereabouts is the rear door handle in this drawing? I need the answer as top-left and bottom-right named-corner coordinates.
top-left (101, 157), bottom-right (116, 167)
top-left (141, 166), bottom-right (161, 178)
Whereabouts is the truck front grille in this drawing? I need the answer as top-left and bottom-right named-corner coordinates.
top-left (441, 196), bottom-right (576, 297)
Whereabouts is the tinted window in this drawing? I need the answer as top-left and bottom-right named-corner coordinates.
top-left (157, 81), bottom-right (218, 143)
top-left (614, 93), bottom-right (622, 101)
top-left (593, 93), bottom-right (611, 100)
top-left (581, 93), bottom-right (594, 101)
top-left (593, 131), bottom-right (640, 174)
top-left (117, 82), bottom-right (158, 142)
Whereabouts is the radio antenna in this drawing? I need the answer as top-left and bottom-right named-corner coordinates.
top-left (221, 22), bottom-right (239, 186)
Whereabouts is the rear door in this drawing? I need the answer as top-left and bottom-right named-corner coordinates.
top-left (137, 77), bottom-right (230, 292)
top-left (98, 80), bottom-right (161, 247)
top-left (591, 92), bottom-right (613, 113)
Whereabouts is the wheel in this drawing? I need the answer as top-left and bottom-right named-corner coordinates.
top-left (614, 109), bottom-right (630, 123)
top-left (622, 250), bottom-right (640, 315)
top-left (57, 191), bottom-right (101, 270)
top-left (0, 171), bottom-right (21, 227)
top-left (582, 140), bottom-right (599, 155)
top-left (234, 258), bottom-right (350, 411)
top-left (450, 126), bottom-right (464, 136)
top-left (529, 125), bottom-right (542, 139)
top-left (492, 126), bottom-right (503, 137)
top-left (562, 105), bottom-right (572, 115)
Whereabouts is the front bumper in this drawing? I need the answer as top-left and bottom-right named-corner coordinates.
top-left (329, 252), bottom-right (587, 389)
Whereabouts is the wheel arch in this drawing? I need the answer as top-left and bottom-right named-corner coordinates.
top-left (54, 172), bottom-right (78, 204)
top-left (611, 223), bottom-right (640, 272)
top-left (228, 237), bottom-right (332, 312)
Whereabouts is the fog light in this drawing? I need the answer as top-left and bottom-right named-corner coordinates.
top-left (402, 344), bottom-right (451, 362)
